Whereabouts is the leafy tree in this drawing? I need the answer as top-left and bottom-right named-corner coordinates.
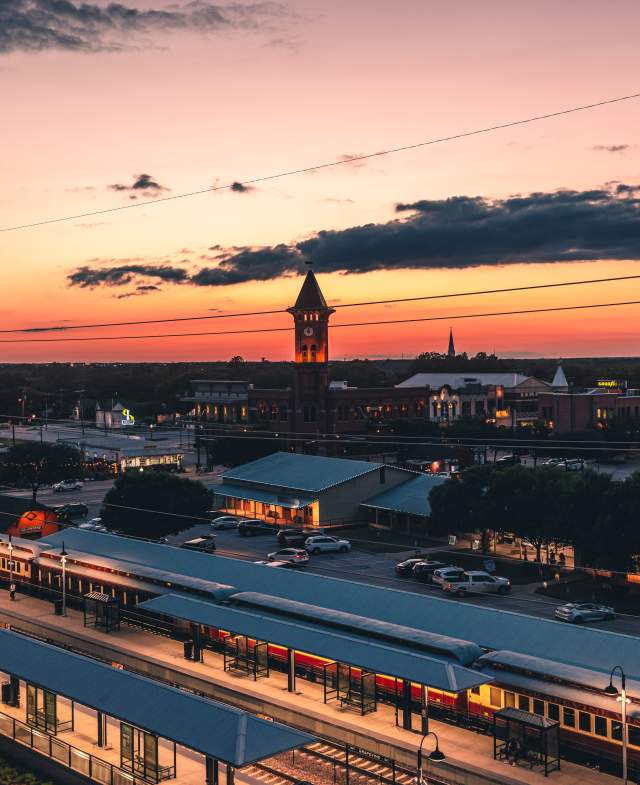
top-left (429, 465), bottom-right (494, 539)
top-left (0, 443), bottom-right (83, 502)
top-left (101, 472), bottom-right (213, 538)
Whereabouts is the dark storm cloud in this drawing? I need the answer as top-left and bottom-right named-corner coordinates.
top-left (66, 184), bottom-right (640, 292)
top-left (108, 173), bottom-right (169, 196)
top-left (0, 0), bottom-right (289, 55)
top-left (592, 144), bottom-right (630, 153)
top-left (67, 264), bottom-right (189, 288)
top-left (191, 244), bottom-right (301, 285)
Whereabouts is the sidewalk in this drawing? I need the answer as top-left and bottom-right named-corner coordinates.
top-left (0, 591), bottom-right (620, 785)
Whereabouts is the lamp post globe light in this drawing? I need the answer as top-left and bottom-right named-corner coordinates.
top-left (417, 731), bottom-right (445, 784)
top-left (604, 665), bottom-right (628, 785)
top-left (60, 542), bottom-right (68, 617)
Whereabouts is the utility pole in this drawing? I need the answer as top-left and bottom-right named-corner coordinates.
top-left (195, 425), bottom-right (202, 473)
top-left (19, 388), bottom-right (26, 423)
top-left (76, 389), bottom-right (86, 437)
top-left (43, 392), bottom-right (50, 430)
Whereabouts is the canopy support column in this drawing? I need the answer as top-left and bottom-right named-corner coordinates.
top-left (205, 757), bottom-right (219, 785)
top-left (287, 649), bottom-right (296, 693)
top-left (97, 710), bottom-right (106, 747)
top-left (420, 685), bottom-right (429, 734)
top-left (401, 680), bottom-right (412, 731)
top-left (9, 676), bottom-right (19, 708)
top-left (193, 624), bottom-right (203, 663)
top-left (227, 764), bottom-right (235, 785)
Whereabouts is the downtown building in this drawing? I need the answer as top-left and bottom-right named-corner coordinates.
top-left (185, 270), bottom-right (558, 434)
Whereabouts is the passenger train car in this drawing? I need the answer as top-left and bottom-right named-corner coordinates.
top-left (0, 532), bottom-right (637, 777)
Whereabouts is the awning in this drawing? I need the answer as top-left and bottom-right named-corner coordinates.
top-left (214, 483), bottom-right (316, 509)
top-left (138, 594), bottom-right (491, 693)
top-left (0, 629), bottom-right (314, 766)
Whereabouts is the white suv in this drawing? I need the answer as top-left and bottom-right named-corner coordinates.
top-left (443, 571), bottom-right (511, 597)
top-left (431, 566), bottom-right (465, 587)
top-left (304, 535), bottom-right (351, 554)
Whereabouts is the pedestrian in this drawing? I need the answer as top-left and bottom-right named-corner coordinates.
top-left (9, 582), bottom-right (16, 601)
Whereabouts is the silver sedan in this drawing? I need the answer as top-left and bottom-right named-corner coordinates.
top-left (554, 602), bottom-right (615, 624)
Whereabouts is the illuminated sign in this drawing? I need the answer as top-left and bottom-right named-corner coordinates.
top-left (121, 408), bottom-right (135, 426)
top-left (495, 409), bottom-right (510, 418)
top-left (596, 379), bottom-right (627, 390)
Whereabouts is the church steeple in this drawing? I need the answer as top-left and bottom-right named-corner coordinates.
top-left (447, 328), bottom-right (456, 357)
top-left (291, 268), bottom-right (330, 310)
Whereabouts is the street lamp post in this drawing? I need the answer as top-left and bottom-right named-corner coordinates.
top-left (8, 535), bottom-right (14, 601)
top-left (60, 543), bottom-right (68, 617)
top-left (416, 731), bottom-right (445, 785)
top-left (604, 665), bottom-right (628, 785)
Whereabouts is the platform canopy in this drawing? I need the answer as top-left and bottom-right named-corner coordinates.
top-left (138, 594), bottom-right (490, 693)
top-left (0, 630), bottom-right (314, 766)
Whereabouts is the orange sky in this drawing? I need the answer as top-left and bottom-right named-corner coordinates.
top-left (1, 0), bottom-right (640, 362)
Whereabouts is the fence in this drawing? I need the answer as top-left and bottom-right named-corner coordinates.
top-left (0, 710), bottom-right (162, 785)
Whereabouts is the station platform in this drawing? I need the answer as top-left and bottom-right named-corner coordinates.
top-left (0, 591), bottom-right (620, 785)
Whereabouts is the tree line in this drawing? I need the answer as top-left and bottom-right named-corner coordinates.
top-left (429, 465), bottom-right (640, 572)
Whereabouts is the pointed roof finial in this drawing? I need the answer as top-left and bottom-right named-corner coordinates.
top-left (447, 327), bottom-right (456, 357)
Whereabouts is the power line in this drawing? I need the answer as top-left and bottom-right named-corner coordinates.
top-left (1, 297), bottom-right (640, 343)
top-left (197, 432), bottom-right (640, 453)
top-left (5, 273), bottom-right (640, 334)
top-left (2, 91), bottom-right (640, 233)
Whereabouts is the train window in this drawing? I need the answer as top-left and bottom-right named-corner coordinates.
top-left (579, 712), bottom-right (591, 733)
top-left (547, 703), bottom-right (560, 721)
top-left (504, 692), bottom-right (515, 708)
top-left (518, 695), bottom-right (530, 712)
top-left (563, 707), bottom-right (575, 728)
top-left (533, 699), bottom-right (544, 716)
top-left (594, 716), bottom-right (607, 737)
top-left (470, 686), bottom-right (480, 695)
top-left (612, 721), bottom-right (623, 742)
top-left (628, 726), bottom-right (640, 747)
top-left (489, 688), bottom-right (501, 707)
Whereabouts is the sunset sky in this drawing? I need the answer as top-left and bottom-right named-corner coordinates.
top-left (1, 0), bottom-right (640, 362)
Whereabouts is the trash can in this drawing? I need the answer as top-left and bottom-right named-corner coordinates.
top-left (54, 599), bottom-right (63, 615)
top-left (1, 683), bottom-right (11, 704)
top-left (183, 640), bottom-right (194, 660)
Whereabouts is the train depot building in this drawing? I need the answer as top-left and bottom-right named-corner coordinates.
top-left (0, 526), bottom-right (636, 785)
top-left (213, 451), bottom-right (444, 528)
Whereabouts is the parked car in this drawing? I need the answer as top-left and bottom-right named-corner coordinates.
top-left (277, 527), bottom-right (325, 546)
top-left (180, 536), bottom-right (216, 553)
top-left (412, 560), bottom-right (447, 583)
top-left (495, 455), bottom-right (520, 466)
top-left (267, 548), bottom-right (309, 566)
top-left (555, 460), bottom-right (584, 472)
top-left (238, 519), bottom-right (279, 537)
top-left (394, 557), bottom-right (430, 576)
top-left (304, 535), bottom-right (351, 554)
top-left (253, 560), bottom-right (293, 568)
top-left (210, 516), bottom-right (241, 530)
top-left (442, 571), bottom-right (511, 597)
top-left (52, 479), bottom-right (83, 492)
top-left (55, 502), bottom-right (89, 519)
top-left (554, 602), bottom-right (615, 624)
top-left (431, 566), bottom-right (466, 587)
top-left (78, 519), bottom-right (107, 532)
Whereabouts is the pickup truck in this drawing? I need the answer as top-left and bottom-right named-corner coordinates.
top-left (442, 570), bottom-right (511, 597)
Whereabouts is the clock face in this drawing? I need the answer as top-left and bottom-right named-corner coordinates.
top-left (303, 326), bottom-right (314, 337)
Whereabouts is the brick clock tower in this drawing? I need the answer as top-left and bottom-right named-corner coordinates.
top-left (287, 267), bottom-right (335, 433)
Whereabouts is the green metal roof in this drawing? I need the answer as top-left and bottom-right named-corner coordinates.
top-left (221, 452), bottom-right (395, 493)
top-left (0, 629), bottom-right (313, 766)
top-left (361, 474), bottom-right (446, 517)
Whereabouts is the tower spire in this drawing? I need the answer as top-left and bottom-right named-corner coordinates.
top-left (447, 328), bottom-right (456, 357)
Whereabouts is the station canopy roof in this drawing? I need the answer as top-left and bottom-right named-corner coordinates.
top-left (41, 528), bottom-right (640, 680)
top-left (138, 594), bottom-right (489, 693)
top-left (214, 483), bottom-right (316, 509)
top-left (0, 629), bottom-right (313, 766)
